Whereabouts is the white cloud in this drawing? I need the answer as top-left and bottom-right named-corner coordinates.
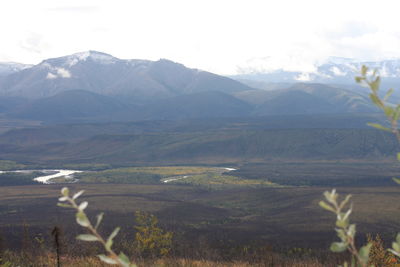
top-left (56, 68), bottom-right (71, 78)
top-left (46, 67), bottom-right (71, 79)
top-left (295, 73), bottom-right (312, 82)
top-left (330, 67), bottom-right (346, 76)
top-left (46, 72), bottom-right (57, 79)
top-left (1, 0), bottom-right (400, 74)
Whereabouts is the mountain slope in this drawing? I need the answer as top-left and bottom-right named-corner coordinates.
top-left (139, 91), bottom-right (253, 120)
top-left (0, 62), bottom-right (32, 76)
top-left (0, 51), bottom-right (254, 101)
top-left (13, 90), bottom-right (131, 122)
top-left (253, 90), bottom-right (337, 115)
top-left (234, 83), bottom-right (376, 115)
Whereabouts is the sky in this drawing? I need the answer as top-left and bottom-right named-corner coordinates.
top-left (1, 0), bottom-right (400, 75)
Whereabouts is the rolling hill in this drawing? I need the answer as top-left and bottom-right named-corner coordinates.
top-left (234, 83), bottom-right (376, 115)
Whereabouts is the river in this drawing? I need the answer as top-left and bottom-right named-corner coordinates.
top-left (0, 169), bottom-right (83, 184)
top-left (162, 167), bottom-right (237, 183)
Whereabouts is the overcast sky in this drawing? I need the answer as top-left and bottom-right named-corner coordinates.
top-left (1, 0), bottom-right (400, 74)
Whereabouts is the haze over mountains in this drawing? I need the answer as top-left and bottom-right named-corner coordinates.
top-left (0, 51), bottom-right (393, 123)
top-left (235, 57), bottom-right (400, 85)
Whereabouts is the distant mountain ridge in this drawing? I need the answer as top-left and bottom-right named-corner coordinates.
top-left (0, 51), bottom-right (253, 100)
top-left (0, 51), bottom-right (383, 122)
top-left (234, 57), bottom-right (400, 88)
top-left (0, 62), bottom-right (32, 76)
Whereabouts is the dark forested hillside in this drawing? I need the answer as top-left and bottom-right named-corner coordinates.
top-left (0, 127), bottom-right (397, 165)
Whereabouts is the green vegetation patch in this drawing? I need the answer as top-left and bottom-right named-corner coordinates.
top-left (62, 163), bottom-right (112, 171)
top-left (74, 166), bottom-right (274, 187)
top-left (0, 160), bottom-right (26, 171)
top-left (75, 166), bottom-right (218, 184)
top-left (77, 170), bottom-right (162, 184)
top-left (170, 172), bottom-right (278, 188)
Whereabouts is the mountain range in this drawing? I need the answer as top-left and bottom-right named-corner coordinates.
top-left (0, 51), bottom-right (397, 165)
top-left (0, 51), bottom-right (388, 123)
top-left (234, 57), bottom-right (400, 87)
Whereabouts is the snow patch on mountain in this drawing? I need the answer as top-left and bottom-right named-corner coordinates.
top-left (66, 51), bottom-right (117, 66)
top-left (0, 62), bottom-right (33, 75)
top-left (330, 66), bottom-right (346, 76)
top-left (46, 72), bottom-right (57, 79)
top-left (235, 57), bottom-right (400, 84)
top-left (128, 59), bottom-right (152, 67)
top-left (46, 67), bottom-right (71, 79)
top-left (295, 73), bottom-right (312, 81)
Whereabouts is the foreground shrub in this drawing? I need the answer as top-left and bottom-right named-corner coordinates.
top-left (58, 187), bottom-right (136, 267)
top-left (367, 234), bottom-right (399, 267)
top-left (321, 66), bottom-right (400, 266)
top-left (133, 211), bottom-right (173, 258)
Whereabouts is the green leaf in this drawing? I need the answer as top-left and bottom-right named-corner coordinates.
top-left (330, 242), bottom-right (348, 252)
top-left (61, 187), bottom-right (69, 197)
top-left (58, 196), bottom-right (68, 202)
top-left (370, 77), bottom-right (381, 91)
top-left (342, 207), bottom-right (352, 222)
top-left (388, 248), bottom-right (400, 258)
top-left (369, 94), bottom-right (384, 108)
top-left (336, 229), bottom-right (347, 242)
top-left (392, 177), bottom-right (400, 184)
top-left (95, 212), bottom-right (104, 230)
top-left (347, 224), bottom-right (356, 238)
top-left (394, 105), bottom-right (400, 121)
top-left (392, 242), bottom-right (400, 252)
top-left (118, 252), bottom-right (131, 266)
top-left (384, 88), bottom-right (394, 101)
top-left (395, 233), bottom-right (400, 244)
top-left (76, 211), bottom-right (90, 227)
top-left (76, 234), bottom-right (98, 241)
top-left (384, 106), bottom-right (395, 117)
top-left (355, 76), bottom-right (363, 83)
top-left (319, 201), bottom-right (336, 213)
top-left (336, 217), bottom-right (349, 228)
top-left (98, 254), bottom-right (118, 264)
top-left (339, 194), bottom-right (352, 210)
top-left (361, 65), bottom-right (368, 76)
top-left (106, 227), bottom-right (120, 251)
top-left (359, 243), bottom-right (372, 264)
top-left (73, 190), bottom-right (85, 200)
top-left (367, 123), bottom-right (391, 132)
top-left (78, 201), bottom-right (88, 211)
top-left (323, 189), bottom-right (337, 204)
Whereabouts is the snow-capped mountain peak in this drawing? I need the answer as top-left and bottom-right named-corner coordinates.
top-left (234, 57), bottom-right (400, 86)
top-left (66, 51), bottom-right (118, 66)
top-left (39, 51), bottom-right (118, 69)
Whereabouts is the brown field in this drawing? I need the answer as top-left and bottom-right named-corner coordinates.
top-left (1, 183), bottom-right (399, 250)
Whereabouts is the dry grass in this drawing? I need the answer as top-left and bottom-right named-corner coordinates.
top-left (1, 251), bottom-right (333, 267)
